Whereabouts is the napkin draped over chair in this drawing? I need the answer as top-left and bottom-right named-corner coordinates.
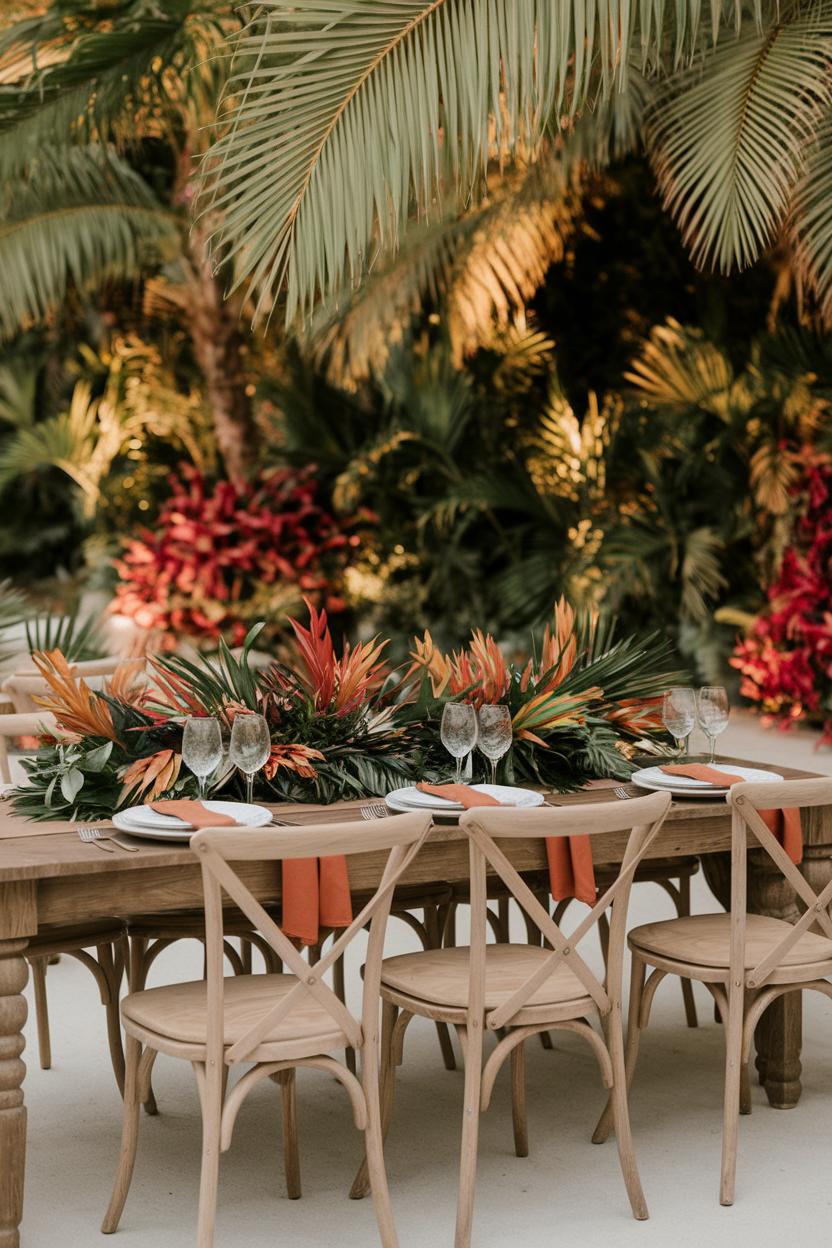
top-left (660, 765), bottom-right (803, 864)
top-left (151, 799), bottom-right (353, 946)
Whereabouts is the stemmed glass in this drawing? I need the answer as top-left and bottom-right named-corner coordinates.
top-left (477, 704), bottom-right (512, 786)
top-left (181, 716), bottom-right (222, 802)
top-left (662, 688), bottom-right (696, 758)
top-left (697, 686), bottom-right (729, 764)
top-left (229, 713), bottom-right (271, 804)
top-left (441, 703), bottom-right (478, 784)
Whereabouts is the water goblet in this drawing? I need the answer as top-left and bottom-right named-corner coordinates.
top-left (440, 703), bottom-right (478, 784)
top-left (662, 688), bottom-right (696, 759)
top-left (229, 713), bottom-right (271, 805)
top-left (477, 704), bottom-right (513, 787)
top-left (181, 716), bottom-right (223, 802)
top-left (697, 686), bottom-right (730, 764)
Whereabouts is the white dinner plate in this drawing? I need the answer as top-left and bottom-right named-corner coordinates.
top-left (385, 784), bottom-right (545, 814)
top-left (120, 800), bottom-right (272, 831)
top-left (631, 764), bottom-right (783, 799)
top-left (113, 801), bottom-right (272, 842)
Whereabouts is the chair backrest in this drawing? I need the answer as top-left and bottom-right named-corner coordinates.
top-left (459, 790), bottom-right (672, 1032)
top-left (191, 811), bottom-right (432, 1066)
top-left (728, 778), bottom-right (832, 990)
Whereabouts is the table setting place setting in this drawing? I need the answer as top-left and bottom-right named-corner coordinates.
top-left (71, 684), bottom-right (788, 853)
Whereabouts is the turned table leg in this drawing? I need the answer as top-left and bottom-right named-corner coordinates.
top-left (0, 938), bottom-right (28, 1248)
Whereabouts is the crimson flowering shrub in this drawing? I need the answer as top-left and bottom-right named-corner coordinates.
top-left (112, 466), bottom-right (365, 646)
top-left (731, 458), bottom-right (832, 737)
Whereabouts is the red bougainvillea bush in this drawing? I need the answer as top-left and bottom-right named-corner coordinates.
top-left (731, 457), bottom-right (832, 738)
top-left (112, 466), bottom-right (366, 646)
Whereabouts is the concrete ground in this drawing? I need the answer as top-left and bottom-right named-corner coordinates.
top-left (19, 712), bottom-right (832, 1247)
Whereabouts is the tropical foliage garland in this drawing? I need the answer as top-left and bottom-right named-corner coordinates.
top-left (10, 600), bottom-right (683, 821)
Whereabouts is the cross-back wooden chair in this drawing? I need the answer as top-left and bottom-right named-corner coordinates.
top-left (102, 810), bottom-right (432, 1248)
top-left (350, 790), bottom-right (671, 1247)
top-left (593, 776), bottom-right (832, 1207)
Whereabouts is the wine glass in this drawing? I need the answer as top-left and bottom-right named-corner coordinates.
top-left (229, 713), bottom-right (271, 804)
top-left (662, 688), bottom-right (696, 758)
top-left (477, 704), bottom-right (512, 786)
top-left (441, 703), bottom-right (478, 784)
top-left (698, 686), bottom-right (730, 764)
top-left (182, 716), bottom-right (223, 802)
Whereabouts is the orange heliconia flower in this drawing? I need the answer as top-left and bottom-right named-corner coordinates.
top-left (121, 749), bottom-right (182, 801)
top-left (264, 742), bottom-right (325, 781)
top-left (291, 599), bottom-right (388, 715)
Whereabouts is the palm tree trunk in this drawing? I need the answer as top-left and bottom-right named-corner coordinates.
top-left (184, 223), bottom-right (260, 484)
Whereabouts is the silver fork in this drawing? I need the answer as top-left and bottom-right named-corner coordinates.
top-left (360, 803), bottom-right (387, 820)
top-left (613, 786), bottom-right (634, 801)
top-left (78, 826), bottom-right (139, 853)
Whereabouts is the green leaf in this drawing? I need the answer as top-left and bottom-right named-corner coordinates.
top-left (647, 4), bottom-right (832, 274)
top-left (790, 110), bottom-right (832, 323)
top-left (60, 767), bottom-right (85, 804)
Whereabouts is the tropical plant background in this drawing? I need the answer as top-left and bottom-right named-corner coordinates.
top-left (1, 0), bottom-right (831, 733)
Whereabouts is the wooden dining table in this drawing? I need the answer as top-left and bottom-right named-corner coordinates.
top-left (0, 757), bottom-right (830, 1247)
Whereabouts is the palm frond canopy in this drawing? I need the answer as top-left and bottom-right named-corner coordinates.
top-left (202, 0), bottom-right (767, 325)
top-left (790, 110), bottom-right (832, 321)
top-left (647, 4), bottom-right (832, 274)
top-left (0, 144), bottom-right (178, 339)
top-left (0, 0), bottom-right (234, 174)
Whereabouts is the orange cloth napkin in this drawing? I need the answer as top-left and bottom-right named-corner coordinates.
top-left (546, 834), bottom-right (597, 907)
top-left (281, 857), bottom-right (353, 947)
top-left (660, 766), bottom-right (802, 864)
top-left (149, 799), bottom-right (238, 828)
top-left (416, 782), bottom-right (501, 808)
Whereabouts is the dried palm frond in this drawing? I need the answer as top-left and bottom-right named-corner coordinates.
top-left (31, 649), bottom-right (119, 741)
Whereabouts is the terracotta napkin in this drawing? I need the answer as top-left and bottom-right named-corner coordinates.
top-left (281, 857), bottom-right (353, 948)
top-left (659, 766), bottom-right (802, 864)
top-left (661, 763), bottom-right (745, 786)
top-left (416, 782), bottom-right (502, 808)
top-left (149, 799), bottom-right (238, 829)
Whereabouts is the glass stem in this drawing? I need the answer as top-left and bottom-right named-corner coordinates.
top-left (245, 772), bottom-right (254, 804)
top-left (490, 759), bottom-right (497, 786)
top-left (197, 774), bottom-right (207, 802)
top-left (455, 756), bottom-right (462, 784)
top-left (708, 735), bottom-right (716, 765)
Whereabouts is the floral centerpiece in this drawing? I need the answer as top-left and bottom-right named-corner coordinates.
top-left (10, 599), bottom-right (682, 822)
top-left (111, 465), bottom-right (368, 647)
top-left (731, 457), bottom-right (832, 739)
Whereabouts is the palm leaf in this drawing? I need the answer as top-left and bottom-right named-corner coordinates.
top-left (789, 110), bottom-right (832, 322)
top-left (647, 4), bottom-right (832, 274)
top-left (203, 0), bottom-right (768, 324)
top-left (0, 144), bottom-right (178, 339)
top-left (625, 319), bottom-right (739, 416)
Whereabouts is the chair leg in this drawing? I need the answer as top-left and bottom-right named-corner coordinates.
top-left (593, 954), bottom-right (646, 1144)
top-left (277, 1069), bottom-right (301, 1199)
top-left (101, 1035), bottom-right (143, 1233)
top-left (360, 998), bottom-right (400, 1247)
top-left (333, 951), bottom-right (357, 1075)
top-left (350, 999), bottom-right (398, 1200)
top-left (29, 958), bottom-right (51, 1071)
top-left (675, 876), bottom-right (698, 1028)
top-left (510, 1040), bottom-right (529, 1158)
top-left (98, 942), bottom-right (126, 1097)
top-left (240, 937), bottom-right (253, 974)
top-left (128, 937), bottom-right (158, 1116)
top-left (424, 906), bottom-right (456, 1071)
top-left (720, 983), bottom-right (744, 1206)
top-left (454, 1020), bottom-right (484, 1248)
top-left (195, 1060), bottom-right (223, 1248)
top-left (606, 1009), bottom-right (649, 1219)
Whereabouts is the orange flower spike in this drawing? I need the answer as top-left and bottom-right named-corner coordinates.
top-left (407, 631), bottom-right (453, 697)
top-left (121, 749), bottom-right (182, 801)
top-left (519, 658), bottom-right (534, 693)
top-left (264, 742), bottom-right (325, 781)
top-left (468, 630), bottom-right (509, 702)
top-left (289, 598), bottom-right (336, 709)
top-left (31, 650), bottom-right (119, 742)
top-left (333, 636), bottom-right (389, 714)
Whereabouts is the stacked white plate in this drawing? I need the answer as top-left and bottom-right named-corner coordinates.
top-left (385, 784), bottom-right (544, 818)
top-left (631, 764), bottom-right (783, 799)
top-left (112, 800), bottom-right (273, 842)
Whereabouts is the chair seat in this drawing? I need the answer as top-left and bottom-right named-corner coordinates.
top-left (380, 944), bottom-right (593, 1013)
top-left (122, 973), bottom-right (349, 1054)
top-left (630, 913), bottom-right (832, 970)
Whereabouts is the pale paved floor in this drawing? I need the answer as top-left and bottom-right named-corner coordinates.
top-left (20, 712), bottom-right (832, 1247)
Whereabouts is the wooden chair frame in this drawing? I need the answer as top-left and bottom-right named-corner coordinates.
top-left (102, 811), bottom-right (431, 1248)
top-left (594, 776), bottom-right (832, 1207)
top-left (352, 790), bottom-right (671, 1248)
